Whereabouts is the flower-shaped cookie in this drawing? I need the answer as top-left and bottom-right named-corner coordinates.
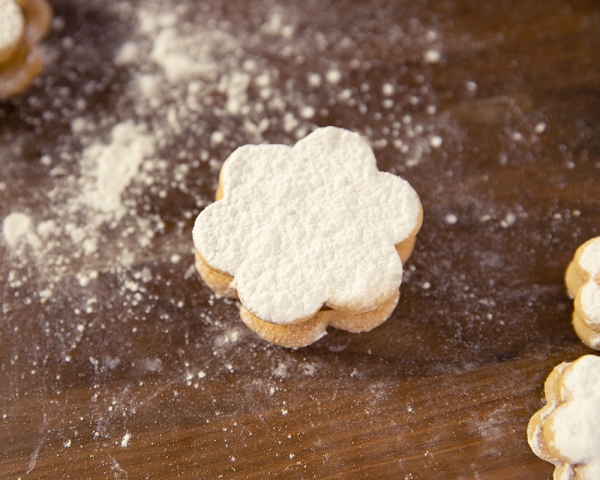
top-left (565, 237), bottom-right (600, 350)
top-left (527, 355), bottom-right (600, 480)
top-left (0, 0), bottom-right (52, 99)
top-left (193, 126), bottom-right (422, 348)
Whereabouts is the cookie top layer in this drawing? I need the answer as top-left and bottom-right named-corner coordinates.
top-left (547, 355), bottom-right (600, 477)
top-left (0, 0), bottom-right (25, 64)
top-left (193, 127), bottom-right (421, 324)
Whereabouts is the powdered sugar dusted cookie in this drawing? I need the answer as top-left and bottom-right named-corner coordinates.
top-left (193, 126), bottom-right (422, 348)
top-left (527, 355), bottom-right (600, 480)
top-left (0, 0), bottom-right (52, 99)
top-left (565, 237), bottom-right (600, 350)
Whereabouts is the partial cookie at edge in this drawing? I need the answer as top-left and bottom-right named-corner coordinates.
top-left (564, 237), bottom-right (600, 350)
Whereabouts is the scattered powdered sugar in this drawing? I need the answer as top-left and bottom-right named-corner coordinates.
top-left (444, 213), bottom-right (458, 225)
top-left (500, 212), bottom-right (517, 228)
top-left (194, 127), bottom-right (421, 324)
top-left (214, 328), bottom-right (242, 348)
top-left (2, 0), bottom-right (447, 292)
top-left (429, 135), bottom-right (442, 148)
top-left (120, 432), bottom-right (131, 448)
top-left (80, 121), bottom-right (155, 220)
top-left (2, 119), bottom-right (164, 282)
top-left (424, 49), bottom-right (441, 64)
top-left (2, 212), bottom-right (40, 250)
top-left (150, 27), bottom-right (239, 84)
top-left (272, 362), bottom-right (289, 378)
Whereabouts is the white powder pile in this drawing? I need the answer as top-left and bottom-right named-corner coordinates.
top-left (80, 121), bottom-right (155, 220)
top-left (193, 127), bottom-right (421, 324)
top-left (2, 119), bottom-right (160, 285)
top-left (2, 212), bottom-right (40, 251)
top-left (150, 27), bottom-right (238, 84)
top-left (549, 355), bottom-right (600, 479)
top-left (0, 0), bottom-right (23, 61)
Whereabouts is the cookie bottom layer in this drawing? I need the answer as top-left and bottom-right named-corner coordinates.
top-left (0, 39), bottom-right (42, 99)
top-left (239, 290), bottom-right (399, 348)
top-left (195, 248), bottom-right (401, 348)
top-left (572, 311), bottom-right (600, 350)
top-left (195, 250), bottom-right (237, 298)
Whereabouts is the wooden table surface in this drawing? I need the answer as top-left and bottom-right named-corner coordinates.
top-left (1, 0), bottom-right (599, 478)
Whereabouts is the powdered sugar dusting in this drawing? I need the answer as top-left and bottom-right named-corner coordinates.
top-left (194, 127), bottom-right (421, 323)
top-left (150, 27), bottom-right (238, 84)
